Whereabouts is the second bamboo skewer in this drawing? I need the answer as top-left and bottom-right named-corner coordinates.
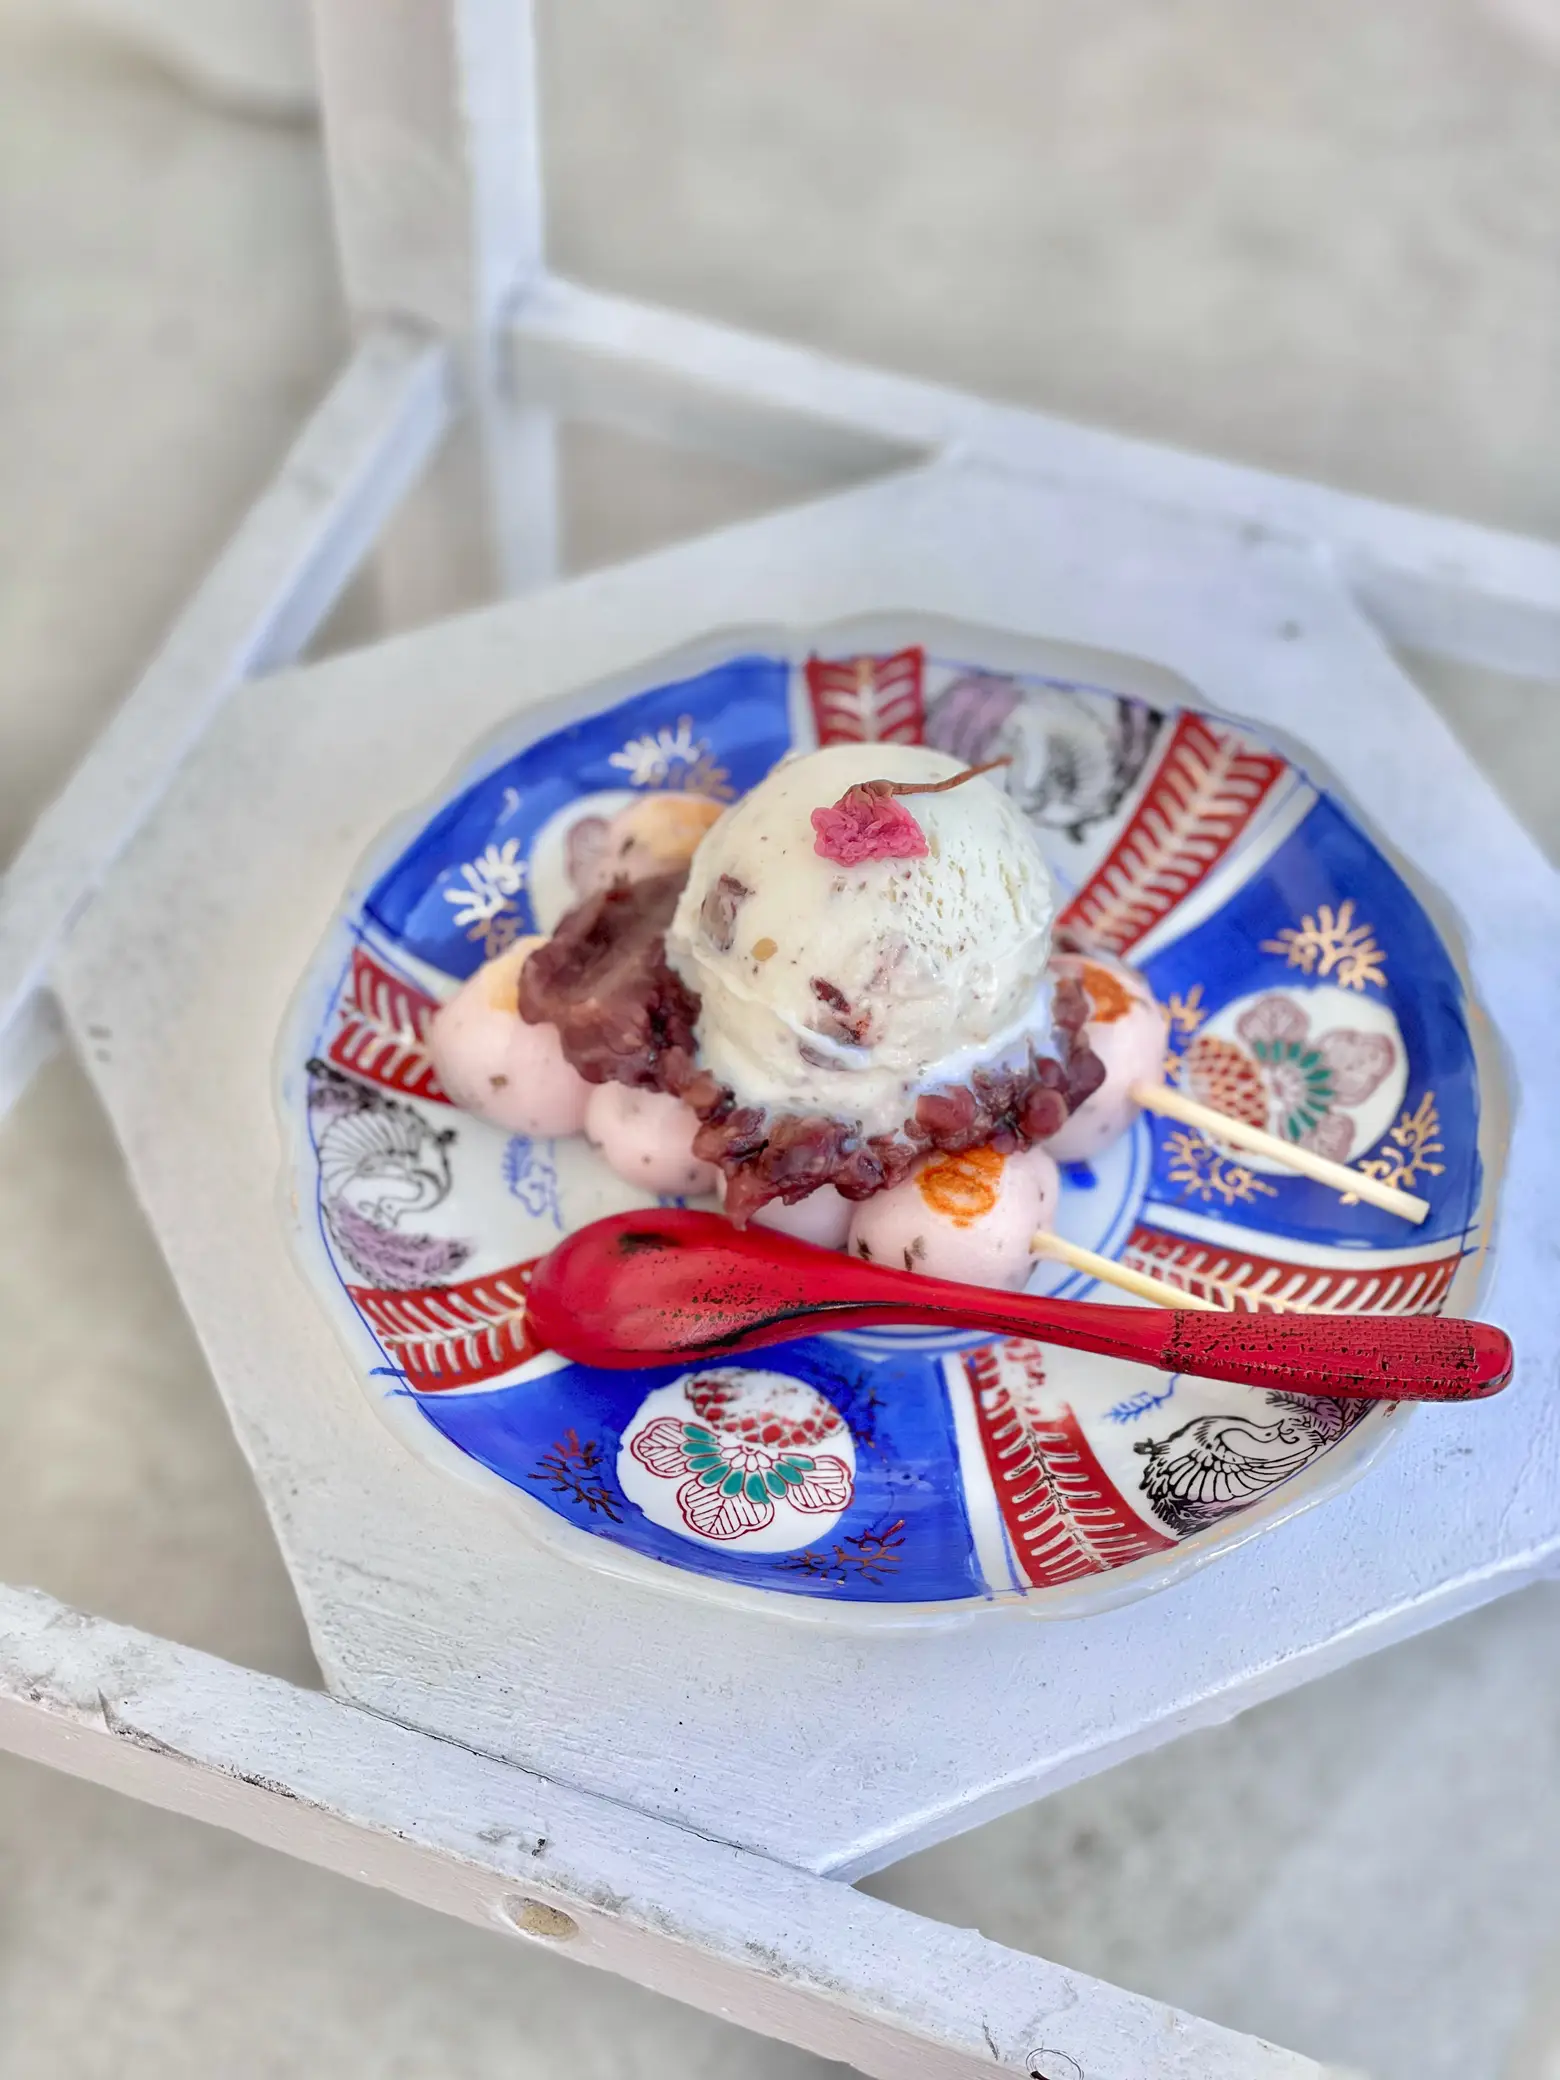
top-left (1031, 1230), bottom-right (1217, 1311)
top-left (1031, 1231), bottom-right (1323, 1314)
top-left (1130, 1079), bottom-right (1430, 1225)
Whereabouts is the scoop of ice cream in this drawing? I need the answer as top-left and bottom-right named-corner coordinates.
top-left (666, 743), bottom-right (1056, 1138)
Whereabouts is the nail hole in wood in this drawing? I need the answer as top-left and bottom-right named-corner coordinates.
top-left (1028, 2054), bottom-right (1083, 2080)
top-left (500, 1896), bottom-right (579, 1942)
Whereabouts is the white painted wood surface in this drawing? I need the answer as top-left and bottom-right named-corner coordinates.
top-left (53, 461), bottom-right (1560, 1882)
top-left (0, 323), bottom-right (451, 1121)
top-left (0, 1584), bottom-right (1339, 2080)
top-left (310, 0), bottom-right (544, 335)
top-left (309, 2), bottom-right (557, 619)
top-left (370, 380), bottom-right (559, 627)
top-left (510, 275), bottom-right (1560, 682)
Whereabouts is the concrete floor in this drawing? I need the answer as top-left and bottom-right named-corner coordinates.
top-left (3, 2), bottom-right (1560, 2075)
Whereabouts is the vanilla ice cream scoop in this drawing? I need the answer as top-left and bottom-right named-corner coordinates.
top-left (666, 743), bottom-right (1056, 1137)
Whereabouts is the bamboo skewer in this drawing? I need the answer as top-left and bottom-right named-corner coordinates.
top-left (1130, 1079), bottom-right (1430, 1225)
top-left (1031, 1230), bottom-right (1332, 1315)
top-left (1030, 1230), bottom-right (1220, 1311)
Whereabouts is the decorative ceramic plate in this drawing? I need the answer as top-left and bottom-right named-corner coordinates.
top-left (279, 616), bottom-right (1497, 1624)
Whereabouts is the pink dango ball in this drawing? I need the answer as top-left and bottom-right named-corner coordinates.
top-left (1043, 952), bottom-right (1169, 1165)
top-left (745, 1183), bottom-right (854, 1252)
top-left (846, 1142), bottom-right (1060, 1292)
top-left (576, 792), bottom-right (725, 894)
top-left (585, 1082), bottom-right (720, 1198)
top-left (428, 937), bottom-right (591, 1137)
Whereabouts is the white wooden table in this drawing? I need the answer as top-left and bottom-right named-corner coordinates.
top-left (2, 6), bottom-right (1558, 2073)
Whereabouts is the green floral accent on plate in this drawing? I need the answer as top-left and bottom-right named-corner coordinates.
top-left (1250, 1038), bottom-right (1335, 1140)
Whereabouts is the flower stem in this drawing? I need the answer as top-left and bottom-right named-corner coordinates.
top-left (864, 757), bottom-right (1010, 800)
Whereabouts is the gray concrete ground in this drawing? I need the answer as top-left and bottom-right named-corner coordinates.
top-left (3, 2), bottom-right (1560, 2074)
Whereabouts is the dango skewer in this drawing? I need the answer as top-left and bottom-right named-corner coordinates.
top-left (1029, 1229), bottom-right (1220, 1311)
top-left (841, 1142), bottom-right (1299, 1317)
top-left (1029, 1230), bottom-right (1324, 1314)
top-left (1044, 949), bottom-right (1430, 1226)
top-left (1129, 1080), bottom-right (1429, 1225)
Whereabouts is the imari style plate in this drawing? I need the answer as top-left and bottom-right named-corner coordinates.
top-left (278, 615), bottom-right (1499, 1624)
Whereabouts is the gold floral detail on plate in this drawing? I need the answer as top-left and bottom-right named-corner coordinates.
top-left (471, 908), bottom-right (524, 960)
top-left (1162, 984), bottom-right (1207, 1082)
top-left (1262, 899), bottom-right (1386, 991)
top-left (1341, 1092), bottom-right (1445, 1203)
top-left (607, 716), bottom-right (735, 800)
top-left (1164, 1127), bottom-right (1278, 1207)
top-left (441, 839), bottom-right (528, 960)
top-left (667, 751), bottom-right (735, 799)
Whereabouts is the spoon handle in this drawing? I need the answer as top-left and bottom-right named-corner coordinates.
top-left (953, 1290), bottom-right (1511, 1401)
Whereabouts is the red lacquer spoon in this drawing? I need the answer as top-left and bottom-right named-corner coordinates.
top-left (525, 1209), bottom-right (1513, 1402)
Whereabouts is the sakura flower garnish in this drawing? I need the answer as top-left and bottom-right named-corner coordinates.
top-left (810, 788), bottom-right (928, 864)
top-left (810, 758), bottom-right (1009, 865)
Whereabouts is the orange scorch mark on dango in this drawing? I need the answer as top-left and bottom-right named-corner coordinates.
top-left (916, 1145), bottom-right (1006, 1226)
top-left (1079, 960), bottom-right (1137, 1025)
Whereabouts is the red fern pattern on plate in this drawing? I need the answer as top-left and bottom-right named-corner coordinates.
top-left (1123, 1224), bottom-right (1459, 1316)
top-left (349, 1258), bottom-right (544, 1388)
top-left (328, 946), bottom-right (448, 1102)
top-left (1060, 714), bottom-right (1287, 953)
top-left (805, 647), bottom-right (925, 747)
top-left (965, 1341), bottom-right (1174, 1581)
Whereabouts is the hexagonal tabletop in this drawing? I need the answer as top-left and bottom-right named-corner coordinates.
top-left (57, 459), bottom-right (1560, 1877)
